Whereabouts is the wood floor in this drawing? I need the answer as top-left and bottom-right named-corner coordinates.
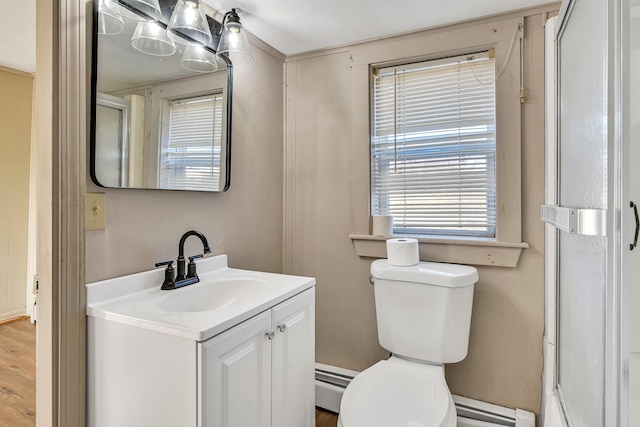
top-left (0, 317), bottom-right (336, 427)
top-left (316, 408), bottom-right (339, 427)
top-left (0, 317), bottom-right (36, 427)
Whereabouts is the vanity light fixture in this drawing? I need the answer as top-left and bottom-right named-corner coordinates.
top-left (180, 45), bottom-right (219, 72)
top-left (97, 0), bottom-right (125, 35)
top-left (104, 0), bottom-right (162, 21)
top-left (167, 0), bottom-right (213, 46)
top-left (131, 21), bottom-right (177, 56)
top-left (216, 8), bottom-right (253, 65)
top-left (97, 0), bottom-right (253, 67)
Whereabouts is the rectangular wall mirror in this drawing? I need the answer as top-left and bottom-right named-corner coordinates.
top-left (90, 0), bottom-right (233, 192)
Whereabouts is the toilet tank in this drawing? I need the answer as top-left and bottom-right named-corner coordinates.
top-left (371, 259), bottom-right (478, 364)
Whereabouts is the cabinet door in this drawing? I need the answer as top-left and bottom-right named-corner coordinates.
top-left (198, 311), bottom-right (272, 427)
top-left (272, 288), bottom-right (316, 427)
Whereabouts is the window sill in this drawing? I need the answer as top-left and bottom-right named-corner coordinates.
top-left (349, 234), bottom-right (529, 268)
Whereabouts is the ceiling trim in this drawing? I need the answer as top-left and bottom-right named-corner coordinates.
top-left (282, 1), bottom-right (560, 62)
top-left (0, 64), bottom-right (35, 78)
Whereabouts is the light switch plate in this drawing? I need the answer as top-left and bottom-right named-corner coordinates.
top-left (86, 193), bottom-right (106, 230)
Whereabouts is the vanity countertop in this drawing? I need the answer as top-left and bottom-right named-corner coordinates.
top-left (86, 255), bottom-right (315, 341)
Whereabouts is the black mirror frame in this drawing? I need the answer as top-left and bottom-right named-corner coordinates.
top-left (89, 0), bottom-right (233, 192)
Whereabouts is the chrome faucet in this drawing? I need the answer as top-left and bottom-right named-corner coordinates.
top-left (156, 230), bottom-right (211, 290)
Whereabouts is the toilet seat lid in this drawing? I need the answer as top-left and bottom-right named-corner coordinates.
top-left (340, 359), bottom-right (452, 427)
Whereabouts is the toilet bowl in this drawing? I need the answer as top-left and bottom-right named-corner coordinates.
top-left (338, 357), bottom-right (456, 427)
top-left (338, 259), bottom-right (478, 427)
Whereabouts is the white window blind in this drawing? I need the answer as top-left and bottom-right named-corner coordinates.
top-left (371, 52), bottom-right (497, 237)
top-left (160, 94), bottom-right (223, 190)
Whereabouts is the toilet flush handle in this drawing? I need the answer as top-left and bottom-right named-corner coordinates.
top-left (369, 276), bottom-right (375, 285)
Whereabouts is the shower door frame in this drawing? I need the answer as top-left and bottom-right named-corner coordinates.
top-left (542, 0), bottom-right (627, 426)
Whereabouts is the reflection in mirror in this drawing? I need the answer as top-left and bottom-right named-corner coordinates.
top-left (91, 0), bottom-right (233, 192)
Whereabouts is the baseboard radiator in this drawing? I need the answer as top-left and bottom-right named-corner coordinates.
top-left (315, 363), bottom-right (535, 427)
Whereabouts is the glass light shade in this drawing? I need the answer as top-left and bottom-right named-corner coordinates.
top-left (167, 0), bottom-right (213, 46)
top-left (104, 0), bottom-right (162, 21)
top-left (216, 23), bottom-right (253, 65)
top-left (131, 22), bottom-right (176, 56)
top-left (180, 46), bottom-right (219, 73)
top-left (97, 0), bottom-right (125, 35)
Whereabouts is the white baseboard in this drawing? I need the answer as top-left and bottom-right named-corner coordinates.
top-left (316, 364), bottom-right (535, 427)
top-left (315, 381), bottom-right (343, 413)
top-left (315, 363), bottom-right (360, 413)
top-left (0, 309), bottom-right (28, 323)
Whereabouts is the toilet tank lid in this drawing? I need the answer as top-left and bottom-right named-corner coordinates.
top-left (371, 259), bottom-right (478, 288)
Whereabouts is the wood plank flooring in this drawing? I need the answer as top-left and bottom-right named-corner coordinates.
top-left (316, 408), bottom-right (339, 427)
top-left (0, 318), bottom-right (36, 427)
top-left (0, 317), bottom-right (336, 427)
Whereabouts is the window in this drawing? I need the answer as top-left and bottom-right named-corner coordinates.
top-left (371, 52), bottom-right (497, 237)
top-left (159, 94), bottom-right (223, 190)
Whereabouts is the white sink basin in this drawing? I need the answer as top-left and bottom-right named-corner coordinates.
top-left (158, 277), bottom-right (271, 312)
top-left (86, 254), bottom-right (315, 341)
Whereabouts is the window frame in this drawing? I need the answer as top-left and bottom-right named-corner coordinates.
top-left (143, 72), bottom-right (228, 190)
top-left (370, 51), bottom-right (498, 239)
top-left (158, 92), bottom-right (224, 191)
top-left (346, 16), bottom-right (527, 267)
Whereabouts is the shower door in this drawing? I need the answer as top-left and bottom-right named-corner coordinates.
top-left (543, 0), bottom-right (624, 426)
top-left (628, 1), bottom-right (640, 424)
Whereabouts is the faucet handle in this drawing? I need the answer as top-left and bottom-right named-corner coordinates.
top-left (188, 254), bottom-right (204, 262)
top-left (155, 260), bottom-right (176, 290)
top-left (187, 254), bottom-right (203, 278)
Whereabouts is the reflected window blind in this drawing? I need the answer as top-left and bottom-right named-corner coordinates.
top-left (160, 94), bottom-right (223, 190)
top-left (372, 52), bottom-right (496, 237)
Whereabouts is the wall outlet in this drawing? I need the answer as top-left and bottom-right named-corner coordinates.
top-left (86, 193), bottom-right (106, 230)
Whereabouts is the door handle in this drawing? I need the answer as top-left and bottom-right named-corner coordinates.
top-left (631, 201), bottom-right (639, 251)
top-left (541, 205), bottom-right (607, 236)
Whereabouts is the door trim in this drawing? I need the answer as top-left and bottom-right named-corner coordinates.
top-left (36, 0), bottom-right (87, 425)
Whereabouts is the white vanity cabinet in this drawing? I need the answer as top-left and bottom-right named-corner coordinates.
top-left (87, 256), bottom-right (315, 427)
top-left (199, 288), bottom-right (315, 427)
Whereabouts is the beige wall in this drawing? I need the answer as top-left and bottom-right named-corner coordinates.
top-left (284, 8), bottom-right (555, 415)
top-left (82, 0), bottom-right (553, 417)
top-left (0, 66), bottom-right (33, 320)
top-left (86, 39), bottom-right (285, 282)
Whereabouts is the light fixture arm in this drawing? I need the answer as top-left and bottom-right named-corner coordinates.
top-left (215, 6), bottom-right (253, 64)
top-left (218, 8), bottom-right (241, 36)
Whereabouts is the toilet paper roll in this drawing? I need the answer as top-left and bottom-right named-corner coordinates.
top-left (372, 215), bottom-right (393, 236)
top-left (386, 238), bottom-right (420, 266)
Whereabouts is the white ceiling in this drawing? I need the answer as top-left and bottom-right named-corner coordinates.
top-left (0, 0), bottom-right (552, 73)
top-left (0, 0), bottom-right (36, 73)
top-left (204, 0), bottom-right (552, 56)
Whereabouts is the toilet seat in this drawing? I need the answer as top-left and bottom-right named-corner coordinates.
top-left (339, 358), bottom-right (455, 427)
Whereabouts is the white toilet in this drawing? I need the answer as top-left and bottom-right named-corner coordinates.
top-left (338, 259), bottom-right (478, 427)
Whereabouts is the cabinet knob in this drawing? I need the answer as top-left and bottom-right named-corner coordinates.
top-left (278, 324), bottom-right (287, 333)
top-left (266, 330), bottom-right (275, 340)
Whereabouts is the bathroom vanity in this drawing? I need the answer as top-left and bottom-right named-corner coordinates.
top-left (86, 255), bottom-right (315, 427)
